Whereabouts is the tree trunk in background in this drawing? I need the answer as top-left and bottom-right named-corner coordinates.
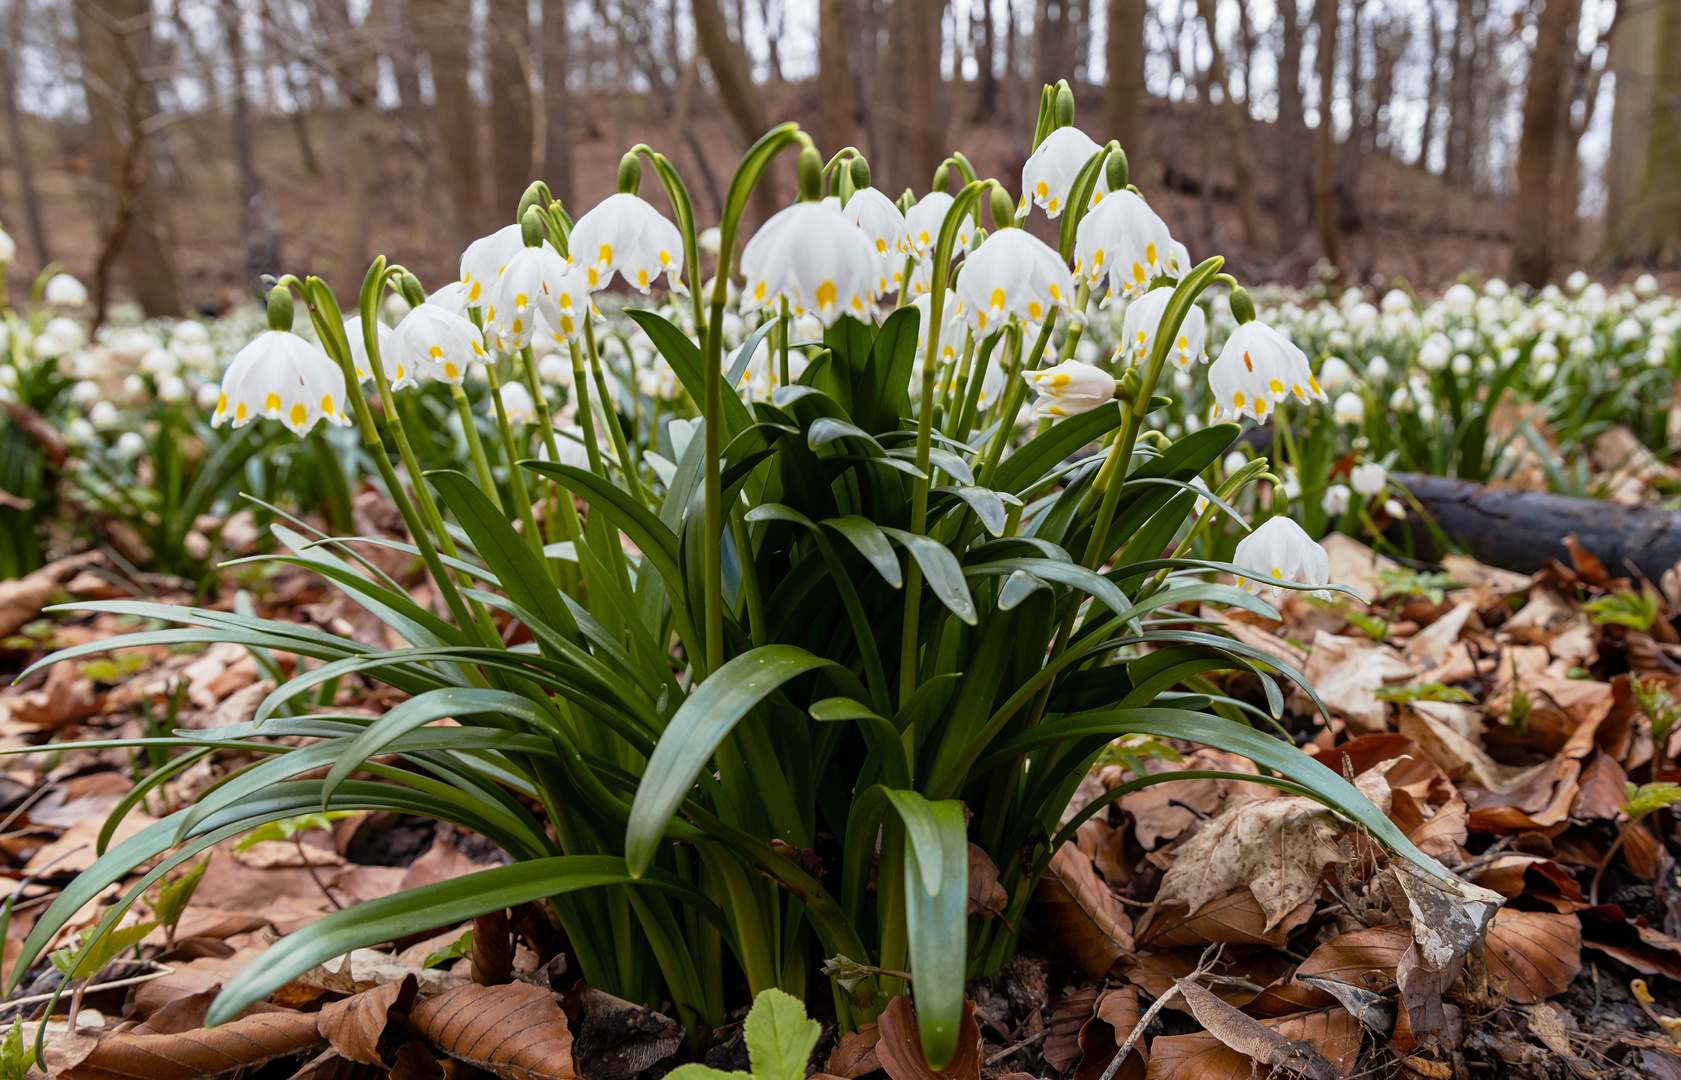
top-left (1312, 0), bottom-right (1341, 273)
top-left (0, 0), bottom-right (50, 272)
top-left (819, 0), bottom-right (857, 153)
top-left (486, 0), bottom-right (534, 221)
top-left (691, 0), bottom-right (778, 220)
top-left (1419, 0), bottom-right (1440, 168)
top-left (1444, 0), bottom-right (1475, 184)
top-left (1105, 0), bottom-right (1144, 152)
top-left (1604, 0), bottom-right (1681, 264)
top-left (74, 0), bottom-right (185, 318)
top-left (542, 0), bottom-right (574, 209)
top-left (1036, 0), bottom-right (1075, 86)
top-left (897, 0), bottom-right (943, 194)
top-left (976, 0), bottom-right (999, 120)
top-left (417, 0), bottom-right (482, 258)
top-left (1196, 0), bottom-right (1265, 255)
top-left (1277, 0), bottom-right (1308, 247)
top-left (1511, 0), bottom-right (1582, 286)
top-left (220, 0), bottom-right (276, 294)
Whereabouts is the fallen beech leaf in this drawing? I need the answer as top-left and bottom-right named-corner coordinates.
top-left (1299, 631), bottom-right (1415, 733)
top-left (1118, 752), bottom-right (1238, 850)
top-left (1174, 979), bottom-right (1339, 1080)
top-left (1525, 1002), bottom-right (1577, 1058)
top-left (1032, 843), bottom-right (1132, 981)
top-left (471, 910), bottom-right (512, 985)
top-left (1393, 944), bottom-right (1447, 1052)
top-left (1486, 909), bottom-right (1581, 1003)
top-left (1153, 794), bottom-right (1345, 932)
top-left (1391, 865), bottom-right (1503, 971)
top-left (1072, 987), bottom-right (1145, 1080)
top-left (1043, 989), bottom-right (1097, 1074)
top-left (967, 844), bottom-right (1008, 919)
top-left (286, 1048), bottom-right (387, 1080)
top-left (321, 975), bottom-right (419, 1066)
top-left (1294, 976), bottom-right (1395, 1037)
top-left (826, 1024), bottom-right (881, 1078)
top-left (1138, 889), bottom-right (1314, 949)
top-left (389, 1042), bottom-right (448, 1080)
top-left (408, 981), bottom-right (578, 1080)
top-left (1118, 950), bottom-right (1291, 1013)
top-left (558, 982), bottom-right (683, 1080)
top-left (873, 995), bottom-right (981, 1080)
top-left (57, 1010), bottom-right (324, 1080)
top-left (0, 554), bottom-right (96, 637)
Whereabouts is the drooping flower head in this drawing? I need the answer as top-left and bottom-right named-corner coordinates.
top-left (388, 302), bottom-right (488, 387)
top-left (912, 290), bottom-right (964, 369)
top-left (212, 331), bottom-right (351, 435)
top-left (1114, 286), bottom-right (1207, 371)
top-left (739, 201), bottom-right (881, 326)
top-left (845, 187), bottom-right (909, 296)
top-left (1207, 320), bottom-right (1325, 424)
top-left (1232, 515), bottom-right (1332, 598)
top-left (487, 244), bottom-right (591, 350)
top-left (901, 192), bottom-right (974, 263)
top-left (568, 192), bottom-right (686, 294)
top-left (1074, 190), bottom-right (1175, 304)
top-left (1017, 126), bottom-right (1105, 220)
top-left (460, 224), bottom-right (525, 308)
top-left (1024, 360), bottom-right (1117, 419)
top-left (498, 380), bottom-right (539, 425)
top-left (953, 228), bottom-right (1076, 336)
top-left (345, 315), bottom-right (394, 384)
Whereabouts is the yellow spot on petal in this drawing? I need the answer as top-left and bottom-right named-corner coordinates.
top-left (216, 393), bottom-right (227, 414)
top-left (321, 394), bottom-right (333, 413)
top-left (637, 269), bottom-right (649, 288)
top-left (754, 281), bottom-right (767, 301)
top-left (512, 318), bottom-right (524, 334)
top-left (1310, 376), bottom-right (1323, 395)
top-left (430, 345), bottom-right (444, 358)
top-left (560, 316), bottom-right (574, 335)
top-left (816, 280), bottom-right (837, 311)
top-left (397, 364), bottom-right (405, 379)
top-left (1036, 181), bottom-right (1048, 198)
top-left (468, 281), bottom-right (481, 301)
top-left (1243, 351), bottom-right (1253, 372)
top-left (444, 362), bottom-right (460, 380)
top-left (1133, 263), bottom-right (1146, 283)
top-left (990, 287), bottom-right (1006, 310)
top-left (597, 243), bottom-right (613, 266)
top-left (660, 250), bottom-right (672, 266)
top-left (1047, 197), bottom-right (1059, 213)
top-left (264, 393), bottom-right (281, 413)
top-left (1233, 392), bottom-right (1245, 408)
top-left (876, 238), bottom-right (888, 254)
top-left (918, 230), bottom-right (930, 245)
top-left (290, 403), bottom-right (307, 427)
top-left (1145, 242), bottom-right (1158, 265)
top-left (515, 292), bottom-right (529, 308)
top-left (587, 268), bottom-right (599, 287)
top-left (1271, 567), bottom-right (1283, 579)
top-left (236, 402), bottom-right (247, 420)
top-left (1269, 379), bottom-right (1284, 395)
top-left (1093, 249), bottom-right (1105, 267)
top-left (1028, 301), bottom-right (1043, 320)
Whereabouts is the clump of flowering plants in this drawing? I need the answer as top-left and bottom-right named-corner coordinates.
top-left (11, 84), bottom-right (1446, 1066)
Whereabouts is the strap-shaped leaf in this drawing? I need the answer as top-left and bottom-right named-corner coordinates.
top-left (880, 528), bottom-right (977, 625)
top-left (824, 515), bottom-right (903, 587)
top-left (881, 791), bottom-right (968, 1069)
top-left (992, 406), bottom-right (1130, 495)
top-left (966, 557), bottom-right (1130, 614)
top-left (727, 317), bottom-right (780, 388)
top-left (625, 307), bottom-right (754, 435)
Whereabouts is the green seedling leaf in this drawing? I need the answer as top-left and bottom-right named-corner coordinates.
top-left (0, 1021), bottom-right (36, 1080)
top-left (235, 811), bottom-right (354, 851)
top-left (1623, 782), bottom-right (1681, 820)
top-left (1373, 683), bottom-right (1475, 705)
top-left (152, 856), bottom-right (208, 932)
top-left (744, 988), bottom-right (821, 1080)
top-left (50, 921), bottom-right (158, 980)
top-left (1584, 588), bottom-right (1661, 631)
top-left (423, 929), bottom-right (474, 970)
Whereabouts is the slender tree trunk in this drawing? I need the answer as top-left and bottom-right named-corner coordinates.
top-left (691, 0), bottom-right (779, 223)
top-left (487, 0), bottom-right (534, 221)
top-left (542, 0), bottom-right (573, 209)
top-left (1418, 0), bottom-right (1441, 168)
top-left (0, 4), bottom-right (50, 271)
top-left (1511, 0), bottom-right (1583, 285)
top-left (1604, 0), bottom-right (1680, 263)
top-left (1105, 0), bottom-right (1145, 151)
top-left (1197, 0), bottom-right (1265, 254)
top-left (1277, 0), bottom-right (1308, 245)
top-left (819, 0), bottom-right (858, 152)
top-left (220, 0), bottom-right (276, 293)
top-left (976, 0), bottom-right (1000, 120)
top-left (1443, 0), bottom-right (1475, 183)
top-left (904, 0), bottom-right (943, 191)
top-left (1312, 0), bottom-right (1342, 274)
top-left (417, 0), bottom-right (483, 256)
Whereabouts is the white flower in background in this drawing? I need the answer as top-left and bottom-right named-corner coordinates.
top-left (1484, 277), bottom-right (1510, 298)
top-left (1167, 240), bottom-right (1192, 278)
top-left (66, 418), bottom-right (95, 444)
top-left (1023, 359), bottom-right (1116, 419)
top-left (195, 382), bottom-right (221, 411)
top-left (1322, 483), bottom-right (1351, 517)
top-left (212, 330), bottom-right (350, 434)
top-left (699, 227), bottom-right (722, 257)
top-left (536, 351), bottom-right (570, 384)
top-left (844, 187), bottom-right (908, 295)
top-left (487, 244), bottom-right (584, 349)
top-left (974, 358), bottom-right (1007, 410)
top-left (739, 201), bottom-right (880, 326)
top-left (1417, 333), bottom-right (1451, 371)
top-left (1075, 190), bottom-right (1174, 304)
top-left (156, 375), bottom-right (187, 402)
top-left (1566, 270), bottom-right (1590, 293)
top-left (1223, 451), bottom-right (1247, 474)
top-left (1613, 317), bottom-right (1644, 345)
top-left (954, 228), bottom-right (1075, 335)
top-left (344, 314), bottom-right (395, 383)
top-left (1232, 515), bottom-right (1332, 598)
top-left (0, 226), bottom-right (14, 264)
top-left (1017, 126), bottom-right (1102, 220)
top-left (901, 192), bottom-right (973, 262)
top-left (1333, 392), bottom-right (1365, 425)
top-left (1348, 302), bottom-right (1379, 333)
top-left (44, 274), bottom-right (87, 306)
top-left (90, 400), bottom-right (119, 428)
top-left (171, 321), bottom-right (209, 347)
top-left (1350, 461), bottom-right (1387, 496)
top-left (1380, 289), bottom-right (1413, 313)
top-left (1451, 353), bottom-right (1473, 376)
top-left (1532, 339), bottom-right (1560, 364)
top-left (1453, 327), bottom-right (1478, 350)
top-left (1384, 498), bottom-right (1407, 518)
top-left (1443, 283), bottom-right (1476, 312)
top-left (1114, 286), bottom-right (1206, 370)
top-left (427, 281), bottom-right (472, 318)
top-left (498, 381), bottom-right (539, 424)
top-left (1281, 467), bottom-right (1302, 501)
top-left (69, 380), bottom-right (101, 406)
top-left (1317, 356), bottom-right (1353, 389)
top-left (388, 302), bottom-right (487, 387)
top-left (114, 431), bottom-right (146, 459)
top-left (122, 374), bottom-right (145, 398)
top-left (1636, 274), bottom-right (1658, 298)
top-left (1536, 361), bottom-right (1558, 382)
top-left (459, 224), bottom-right (526, 307)
top-left (1364, 356), bottom-right (1392, 381)
top-left (1206, 320), bottom-right (1325, 423)
top-left (43, 316), bottom-right (85, 350)
top-left (1648, 343), bottom-right (1670, 367)
top-left (912, 290), bottom-right (963, 368)
top-left (139, 348), bottom-right (178, 377)
top-left (568, 192), bottom-right (686, 293)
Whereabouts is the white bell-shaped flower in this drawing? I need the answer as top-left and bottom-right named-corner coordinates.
top-left (460, 224), bottom-right (525, 308)
top-left (45, 274), bottom-right (88, 306)
top-left (568, 193), bottom-right (685, 293)
top-left (845, 187), bottom-right (909, 295)
top-left (345, 315), bottom-right (394, 384)
top-left (1332, 392), bottom-right (1364, 425)
top-left (901, 192), bottom-right (974, 262)
top-left (1350, 461), bottom-right (1388, 496)
top-left (1322, 484), bottom-right (1351, 517)
top-left (911, 290), bottom-right (963, 368)
top-left (211, 330), bottom-right (350, 435)
top-left (953, 228), bottom-right (1075, 336)
top-left (388, 302), bottom-right (488, 387)
top-left (1114, 286), bottom-right (1207, 371)
top-left (1207, 321), bottom-right (1325, 424)
top-left (1074, 190), bottom-right (1175, 304)
top-left (1024, 360), bottom-right (1117, 419)
top-left (486, 244), bottom-right (587, 350)
top-left (498, 381), bottom-right (539, 424)
top-left (1232, 515), bottom-right (1332, 598)
top-left (1017, 127), bottom-right (1104, 220)
top-left (739, 201), bottom-right (880, 326)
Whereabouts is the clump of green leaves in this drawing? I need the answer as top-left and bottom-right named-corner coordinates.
top-left (1, 619), bottom-right (60, 653)
top-left (1584, 588), bottom-right (1661, 631)
top-left (422, 929), bottom-right (475, 970)
top-left (0, 1023), bottom-right (36, 1080)
top-left (234, 812), bottom-right (355, 851)
top-left (1377, 567), bottom-right (1457, 607)
top-left (1631, 675), bottom-right (1680, 746)
top-left (668, 989), bottom-right (818, 1080)
top-left (49, 920), bottom-right (157, 980)
top-left (150, 857), bottom-right (208, 947)
top-left (1373, 683), bottom-right (1475, 705)
top-left (1622, 782), bottom-right (1681, 820)
top-left (1345, 610), bottom-right (1391, 642)
top-left (78, 652), bottom-right (149, 683)
top-left (1093, 736), bottom-right (1183, 778)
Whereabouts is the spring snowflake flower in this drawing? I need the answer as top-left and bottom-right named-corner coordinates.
top-left (568, 192), bottom-right (686, 293)
top-left (1380, 289), bottom-right (1413, 313)
top-left (1332, 391), bottom-right (1364, 425)
top-left (1074, 190), bottom-right (1174, 304)
top-left (211, 330), bottom-right (350, 434)
top-left (45, 274), bottom-right (87, 306)
top-left (1017, 126), bottom-right (1103, 220)
top-left (1322, 483), bottom-right (1351, 517)
top-left (1365, 356), bottom-right (1391, 381)
top-left (1206, 320), bottom-right (1325, 423)
top-left (1418, 333), bottom-right (1451, 371)
top-left (0, 226), bottom-right (14, 264)
top-left (343, 315), bottom-right (394, 383)
top-left (487, 244), bottom-right (589, 349)
top-left (1636, 274), bottom-right (1658, 298)
top-left (954, 228), bottom-right (1075, 336)
top-left (1317, 356), bottom-right (1353, 389)
top-left (1023, 360), bottom-right (1117, 419)
top-left (901, 192), bottom-right (973, 262)
top-left (1232, 515), bottom-right (1332, 598)
top-left (1443, 283), bottom-right (1476, 312)
top-left (156, 375), bottom-right (187, 402)
top-left (1350, 461), bottom-right (1387, 496)
top-left (459, 224), bottom-right (525, 307)
top-left (69, 380), bottom-right (101, 406)
top-left (912, 290), bottom-right (963, 368)
top-left (740, 201), bottom-right (881, 326)
top-left (1114, 286), bottom-right (1207, 370)
top-left (114, 431), bottom-right (146, 459)
top-left (1451, 353), bottom-right (1473, 375)
top-left (388, 302), bottom-right (488, 387)
top-left (498, 381), bottom-right (539, 424)
top-left (844, 187), bottom-right (908, 295)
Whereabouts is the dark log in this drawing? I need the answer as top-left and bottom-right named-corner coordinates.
top-left (1391, 472), bottom-right (1681, 581)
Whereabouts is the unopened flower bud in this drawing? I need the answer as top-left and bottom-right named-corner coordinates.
top-left (1229, 285), bottom-right (1257, 325)
top-left (399, 271), bottom-right (427, 309)
top-left (521, 208), bottom-right (545, 248)
top-left (850, 156), bottom-right (871, 191)
top-left (617, 152), bottom-right (642, 195)
top-left (797, 144), bottom-right (823, 201)
top-left (1105, 146), bottom-right (1129, 192)
top-left (1117, 366), bottom-right (1143, 402)
top-left (1054, 80), bottom-right (1074, 127)
top-left (265, 285), bottom-right (293, 332)
top-left (990, 186), bottom-right (1016, 232)
top-left (517, 182), bottom-right (546, 225)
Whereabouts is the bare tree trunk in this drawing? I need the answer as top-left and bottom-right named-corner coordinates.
top-left (541, 0), bottom-right (573, 209)
top-left (904, 0), bottom-right (943, 191)
top-left (487, 0), bottom-right (533, 221)
top-left (75, 0), bottom-right (185, 319)
top-left (691, 0), bottom-right (779, 221)
top-left (1197, 0), bottom-right (1265, 254)
top-left (0, 5), bottom-right (50, 271)
top-left (1511, 0), bottom-right (1582, 286)
top-left (1036, 0), bottom-right (1075, 85)
top-left (976, 0), bottom-right (1000, 120)
top-left (1105, 0), bottom-right (1145, 151)
top-left (1312, 0), bottom-right (1341, 274)
top-left (1603, 0), bottom-right (1681, 264)
top-left (417, 0), bottom-right (483, 256)
top-left (819, 0), bottom-right (858, 152)
top-left (220, 0), bottom-right (277, 294)
top-left (1442, 0), bottom-right (1475, 183)
top-left (1277, 0), bottom-right (1308, 244)
top-left (1418, 0), bottom-right (1441, 168)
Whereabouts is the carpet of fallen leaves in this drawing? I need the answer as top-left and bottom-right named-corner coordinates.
top-left (1, 507), bottom-right (1680, 1080)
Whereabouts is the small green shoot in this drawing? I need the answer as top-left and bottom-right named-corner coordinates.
top-left (49, 921), bottom-right (158, 980)
top-left (78, 653), bottom-right (149, 683)
top-left (1377, 567), bottom-right (1457, 607)
top-left (151, 857), bottom-right (208, 947)
top-left (666, 989), bottom-right (820, 1080)
top-left (1584, 589), bottom-right (1661, 631)
top-left (1345, 610), bottom-right (1391, 642)
top-left (1093, 736), bottom-right (1183, 779)
top-left (1632, 675), bottom-right (1680, 746)
top-left (235, 812), bottom-right (355, 851)
top-left (1373, 683), bottom-right (1476, 705)
top-left (423, 929), bottom-right (475, 970)
top-left (1622, 782), bottom-right (1681, 820)
top-left (0, 1022), bottom-right (36, 1080)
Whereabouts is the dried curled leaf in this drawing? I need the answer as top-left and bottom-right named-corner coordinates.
top-left (1486, 909), bottom-right (1582, 1004)
top-left (1072, 986), bottom-right (1146, 1080)
top-left (408, 981), bottom-right (578, 1080)
top-left (320, 975), bottom-right (419, 1066)
top-left (1174, 979), bottom-right (1341, 1080)
top-left (57, 1010), bottom-right (325, 1080)
top-left (873, 995), bottom-right (981, 1080)
top-left (1032, 844), bottom-right (1132, 982)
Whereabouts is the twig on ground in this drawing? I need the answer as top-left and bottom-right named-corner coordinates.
top-left (984, 1026), bottom-right (1049, 1066)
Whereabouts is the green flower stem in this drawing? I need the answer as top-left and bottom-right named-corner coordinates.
top-left (629, 145), bottom-right (705, 355)
top-left (778, 298), bottom-right (791, 389)
top-left (308, 429), bottom-right (354, 534)
top-left (731, 507), bottom-right (767, 648)
top-left (897, 257), bottom-right (916, 309)
top-left (938, 331), bottom-right (976, 426)
top-left (1056, 281), bottom-right (1092, 362)
top-left (584, 313), bottom-right (648, 508)
top-left (567, 340), bottom-right (607, 478)
top-left (451, 383), bottom-right (503, 513)
top-left (978, 314), bottom-right (1058, 490)
top-left (951, 329), bottom-right (1002, 444)
top-left (516, 345), bottom-right (585, 557)
top-left (483, 365), bottom-right (548, 569)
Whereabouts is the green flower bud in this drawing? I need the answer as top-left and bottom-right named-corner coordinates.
top-left (399, 271), bottom-right (427, 309)
top-left (1117, 366), bottom-right (1142, 402)
top-left (990, 186), bottom-right (1016, 232)
top-left (1230, 285), bottom-right (1257, 325)
top-left (797, 144), bottom-right (824, 201)
top-left (265, 284), bottom-right (293, 332)
top-left (932, 166), bottom-right (949, 194)
top-left (616, 152), bottom-right (642, 195)
top-left (517, 182), bottom-right (546, 225)
top-left (1105, 147), bottom-right (1129, 193)
top-left (1054, 80), bottom-right (1074, 128)
top-left (521, 208), bottom-right (545, 248)
top-left (897, 188), bottom-right (916, 215)
top-left (850, 156), bottom-right (871, 191)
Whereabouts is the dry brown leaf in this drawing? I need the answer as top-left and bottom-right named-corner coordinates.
top-left (1118, 950), bottom-right (1292, 1013)
top-left (56, 1010), bottom-right (324, 1080)
top-left (1295, 925), bottom-right (1413, 989)
top-left (1403, 602), bottom-right (1475, 673)
top-left (320, 975), bottom-right (419, 1066)
top-left (408, 981), bottom-right (577, 1080)
top-left (1152, 793), bottom-right (1345, 932)
top-left (826, 1024), bottom-right (881, 1078)
top-left (557, 982), bottom-right (682, 1080)
top-left (1137, 889), bottom-right (1314, 949)
top-left (967, 844), bottom-right (1008, 919)
top-left (1571, 753), bottom-right (1629, 821)
top-left (1298, 632), bottom-right (1415, 733)
top-left (1486, 909), bottom-right (1582, 1003)
top-left (0, 554), bottom-right (98, 638)
top-left (873, 995), bottom-right (981, 1080)
top-left (1072, 986), bottom-right (1145, 1080)
top-left (471, 911), bottom-right (512, 986)
top-left (1031, 843), bottom-right (1132, 981)
top-left (1043, 989), bottom-right (1097, 1075)
top-left (1174, 979), bottom-right (1340, 1080)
